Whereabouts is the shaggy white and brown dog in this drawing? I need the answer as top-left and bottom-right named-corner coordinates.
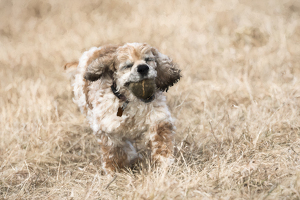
top-left (64, 43), bottom-right (181, 173)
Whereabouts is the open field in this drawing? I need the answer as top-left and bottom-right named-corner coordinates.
top-left (1, 0), bottom-right (300, 199)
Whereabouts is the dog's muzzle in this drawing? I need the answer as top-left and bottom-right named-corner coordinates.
top-left (137, 64), bottom-right (149, 76)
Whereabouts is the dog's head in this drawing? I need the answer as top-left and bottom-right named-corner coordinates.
top-left (83, 43), bottom-right (181, 101)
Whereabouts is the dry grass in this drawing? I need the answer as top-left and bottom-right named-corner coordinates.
top-left (1, 0), bottom-right (300, 199)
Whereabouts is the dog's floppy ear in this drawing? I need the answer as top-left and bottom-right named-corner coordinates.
top-left (84, 45), bottom-right (119, 81)
top-left (151, 48), bottom-right (181, 91)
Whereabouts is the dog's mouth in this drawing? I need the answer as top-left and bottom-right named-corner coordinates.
top-left (126, 79), bottom-right (156, 103)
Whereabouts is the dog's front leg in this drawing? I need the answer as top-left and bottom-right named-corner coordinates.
top-left (97, 134), bottom-right (139, 174)
top-left (149, 121), bottom-right (175, 166)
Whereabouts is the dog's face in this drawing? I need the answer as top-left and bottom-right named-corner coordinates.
top-left (83, 43), bottom-right (181, 101)
top-left (114, 43), bottom-right (157, 87)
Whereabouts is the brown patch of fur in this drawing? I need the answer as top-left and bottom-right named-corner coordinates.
top-left (138, 43), bottom-right (152, 56)
top-left (83, 80), bottom-right (92, 109)
top-left (100, 145), bottom-right (129, 172)
top-left (150, 121), bottom-right (174, 162)
top-left (85, 45), bottom-right (119, 81)
top-left (97, 134), bottom-right (129, 173)
top-left (63, 61), bottom-right (78, 82)
top-left (133, 43), bottom-right (152, 61)
top-left (117, 43), bottom-right (152, 63)
top-left (86, 45), bottom-right (118, 67)
top-left (131, 47), bottom-right (141, 61)
top-left (63, 61), bottom-right (78, 70)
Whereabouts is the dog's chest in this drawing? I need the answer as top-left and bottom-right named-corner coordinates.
top-left (88, 92), bottom-right (151, 137)
top-left (87, 81), bottom-right (170, 141)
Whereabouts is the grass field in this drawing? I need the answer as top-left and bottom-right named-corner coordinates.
top-left (1, 0), bottom-right (300, 199)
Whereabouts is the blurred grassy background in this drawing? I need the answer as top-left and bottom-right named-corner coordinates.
top-left (1, 0), bottom-right (300, 199)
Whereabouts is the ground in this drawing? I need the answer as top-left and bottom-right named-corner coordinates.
top-left (1, 0), bottom-right (300, 199)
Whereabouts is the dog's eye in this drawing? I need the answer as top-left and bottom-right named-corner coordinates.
top-left (123, 63), bottom-right (133, 70)
top-left (145, 57), bottom-right (154, 63)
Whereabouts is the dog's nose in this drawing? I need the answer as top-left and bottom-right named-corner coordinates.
top-left (137, 64), bottom-right (149, 76)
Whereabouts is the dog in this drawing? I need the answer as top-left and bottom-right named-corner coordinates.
top-left (64, 43), bottom-right (181, 173)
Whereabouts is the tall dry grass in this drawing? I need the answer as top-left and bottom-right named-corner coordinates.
top-left (1, 0), bottom-right (300, 199)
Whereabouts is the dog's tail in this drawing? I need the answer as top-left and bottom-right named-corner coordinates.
top-left (63, 61), bottom-right (79, 81)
